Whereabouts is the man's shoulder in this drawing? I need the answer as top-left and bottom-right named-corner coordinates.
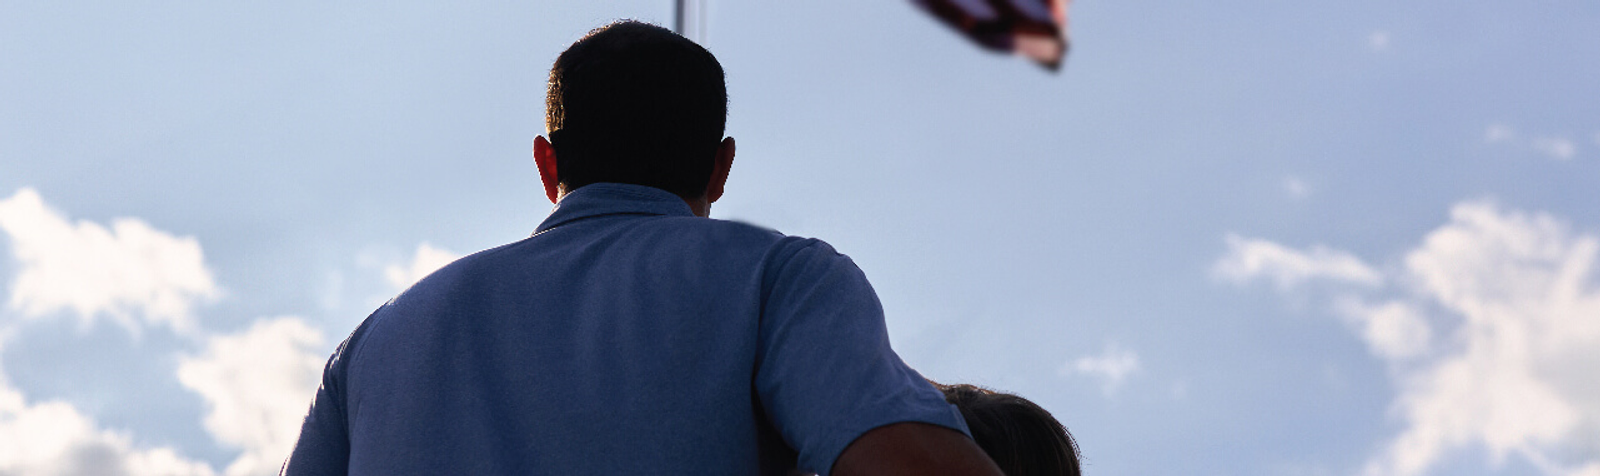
top-left (692, 218), bottom-right (852, 267)
top-left (393, 216), bottom-right (859, 308)
top-left (667, 215), bottom-right (789, 242)
top-left (605, 214), bottom-right (836, 260)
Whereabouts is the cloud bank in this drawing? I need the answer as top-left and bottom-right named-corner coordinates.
top-left (0, 189), bottom-right (332, 476)
top-left (1217, 200), bottom-right (1600, 476)
top-left (0, 188), bottom-right (217, 334)
top-left (0, 370), bottom-right (216, 476)
top-left (177, 317), bottom-right (325, 476)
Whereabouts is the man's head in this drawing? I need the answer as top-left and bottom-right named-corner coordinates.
top-left (536, 20), bottom-right (733, 212)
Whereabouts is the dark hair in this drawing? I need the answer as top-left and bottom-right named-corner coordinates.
top-left (938, 383), bottom-right (1083, 476)
top-left (545, 20), bottom-right (728, 199)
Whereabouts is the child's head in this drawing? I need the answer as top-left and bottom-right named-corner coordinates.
top-left (937, 383), bottom-right (1082, 476)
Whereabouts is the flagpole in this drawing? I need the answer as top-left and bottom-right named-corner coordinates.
top-left (674, 0), bottom-right (685, 35)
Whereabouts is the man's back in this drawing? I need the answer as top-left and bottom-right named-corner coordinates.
top-left (284, 184), bottom-right (967, 475)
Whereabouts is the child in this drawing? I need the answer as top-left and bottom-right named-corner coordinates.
top-left (936, 383), bottom-right (1083, 476)
top-left (783, 384), bottom-right (1083, 476)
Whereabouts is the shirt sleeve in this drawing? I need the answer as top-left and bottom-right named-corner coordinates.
top-left (280, 337), bottom-right (354, 476)
top-left (754, 238), bottom-right (970, 475)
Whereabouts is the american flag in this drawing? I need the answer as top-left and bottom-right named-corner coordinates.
top-left (912, 0), bottom-right (1071, 71)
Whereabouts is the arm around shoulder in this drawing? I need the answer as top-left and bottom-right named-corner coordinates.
top-left (831, 422), bottom-right (1004, 476)
top-left (757, 240), bottom-right (994, 474)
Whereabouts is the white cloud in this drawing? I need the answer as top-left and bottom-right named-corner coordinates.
top-left (1213, 234), bottom-right (1384, 290)
top-left (176, 317), bottom-right (325, 476)
top-left (1532, 136), bottom-right (1578, 160)
top-left (1484, 125), bottom-right (1580, 161)
top-left (0, 188), bottom-right (329, 476)
top-left (383, 243), bottom-right (460, 292)
top-left (0, 374), bottom-right (216, 476)
top-left (1368, 31), bottom-right (1391, 51)
top-left (1364, 202), bottom-right (1600, 476)
top-left (1220, 200), bottom-right (1600, 476)
top-left (1283, 176), bottom-right (1311, 200)
top-left (0, 188), bottom-right (217, 334)
top-left (1335, 298), bottom-right (1432, 361)
top-left (1485, 124), bottom-right (1516, 143)
top-left (1062, 342), bottom-right (1140, 396)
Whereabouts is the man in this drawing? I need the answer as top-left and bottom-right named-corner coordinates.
top-left (282, 21), bottom-right (1002, 476)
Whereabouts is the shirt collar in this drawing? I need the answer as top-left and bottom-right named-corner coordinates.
top-left (534, 183), bottom-right (696, 234)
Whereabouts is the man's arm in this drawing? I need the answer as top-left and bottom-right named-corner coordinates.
top-left (281, 338), bottom-right (356, 476)
top-left (755, 238), bottom-right (996, 474)
top-left (832, 422), bottom-right (1004, 476)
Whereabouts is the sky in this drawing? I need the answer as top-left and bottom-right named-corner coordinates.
top-left (1, 1), bottom-right (1598, 475)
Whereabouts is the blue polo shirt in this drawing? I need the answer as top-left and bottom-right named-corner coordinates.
top-left (283, 183), bottom-right (968, 475)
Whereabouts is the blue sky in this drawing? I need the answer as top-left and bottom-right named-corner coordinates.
top-left (2, 1), bottom-right (1598, 475)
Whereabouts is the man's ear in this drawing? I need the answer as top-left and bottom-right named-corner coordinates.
top-left (705, 137), bottom-right (736, 204)
top-left (533, 135), bottom-right (560, 204)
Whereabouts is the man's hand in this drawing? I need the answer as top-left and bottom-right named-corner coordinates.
top-left (831, 422), bottom-right (1005, 476)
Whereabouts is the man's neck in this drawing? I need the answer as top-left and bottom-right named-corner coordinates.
top-left (555, 185), bottom-right (711, 218)
top-left (684, 196), bottom-right (710, 217)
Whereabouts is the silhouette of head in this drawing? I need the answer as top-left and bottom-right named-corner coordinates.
top-left (938, 383), bottom-right (1082, 476)
top-left (544, 20), bottom-right (728, 199)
